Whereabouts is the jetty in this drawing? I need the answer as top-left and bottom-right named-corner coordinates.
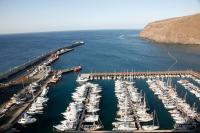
top-left (0, 76), bottom-right (52, 132)
top-left (76, 86), bottom-right (91, 131)
top-left (80, 70), bottom-right (200, 80)
top-left (0, 41), bottom-right (84, 88)
top-left (0, 65), bottom-right (82, 133)
top-left (61, 66), bottom-right (82, 74)
top-left (0, 41), bottom-right (85, 133)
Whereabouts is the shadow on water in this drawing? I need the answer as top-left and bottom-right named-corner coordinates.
top-left (135, 79), bottom-right (174, 129)
top-left (94, 80), bottom-right (117, 130)
top-left (0, 85), bottom-right (23, 105)
top-left (1, 30), bottom-right (200, 133)
top-left (14, 73), bottom-right (78, 133)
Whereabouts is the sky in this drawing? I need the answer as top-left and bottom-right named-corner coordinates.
top-left (0, 0), bottom-right (200, 34)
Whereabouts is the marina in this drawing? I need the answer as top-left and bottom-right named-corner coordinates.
top-left (0, 30), bottom-right (200, 133)
top-left (178, 79), bottom-right (200, 101)
top-left (0, 41), bottom-right (84, 132)
top-left (50, 71), bottom-right (200, 132)
top-left (1, 67), bottom-right (200, 132)
top-left (53, 82), bottom-right (103, 132)
top-left (0, 65), bottom-right (81, 132)
top-left (0, 41), bottom-right (84, 88)
top-left (1, 0), bottom-right (200, 132)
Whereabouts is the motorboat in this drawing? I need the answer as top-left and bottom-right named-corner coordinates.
top-left (76, 75), bottom-right (89, 84)
top-left (40, 86), bottom-right (49, 97)
top-left (112, 122), bottom-right (137, 131)
top-left (142, 111), bottom-right (159, 130)
top-left (18, 113), bottom-right (37, 125)
top-left (81, 114), bottom-right (103, 131)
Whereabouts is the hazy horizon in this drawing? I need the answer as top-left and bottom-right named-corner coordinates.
top-left (0, 0), bottom-right (200, 34)
top-left (0, 28), bottom-right (143, 36)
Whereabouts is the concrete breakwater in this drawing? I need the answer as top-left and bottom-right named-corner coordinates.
top-left (0, 41), bottom-right (84, 83)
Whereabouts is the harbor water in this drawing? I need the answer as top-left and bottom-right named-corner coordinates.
top-left (0, 30), bottom-right (200, 132)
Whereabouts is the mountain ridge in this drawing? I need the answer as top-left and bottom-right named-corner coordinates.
top-left (140, 13), bottom-right (200, 45)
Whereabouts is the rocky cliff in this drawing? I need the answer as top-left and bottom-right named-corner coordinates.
top-left (140, 13), bottom-right (200, 45)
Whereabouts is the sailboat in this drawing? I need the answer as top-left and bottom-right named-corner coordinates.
top-left (112, 96), bottom-right (137, 131)
top-left (142, 110), bottom-right (159, 130)
top-left (137, 93), bottom-right (153, 122)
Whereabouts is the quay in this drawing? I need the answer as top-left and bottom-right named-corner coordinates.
top-left (0, 65), bottom-right (83, 133)
top-left (0, 41), bottom-right (84, 88)
top-left (80, 70), bottom-right (200, 80)
top-left (61, 66), bottom-right (82, 74)
top-left (0, 76), bottom-right (51, 132)
top-left (0, 41), bottom-right (84, 83)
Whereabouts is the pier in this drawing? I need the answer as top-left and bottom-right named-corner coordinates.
top-left (0, 41), bottom-right (84, 88)
top-left (76, 86), bottom-right (91, 131)
top-left (0, 65), bottom-right (82, 133)
top-left (80, 70), bottom-right (200, 80)
top-left (61, 66), bottom-right (82, 74)
top-left (0, 75), bottom-right (51, 132)
top-left (127, 91), bottom-right (142, 130)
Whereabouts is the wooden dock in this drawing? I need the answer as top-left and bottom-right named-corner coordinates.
top-left (80, 70), bottom-right (200, 80)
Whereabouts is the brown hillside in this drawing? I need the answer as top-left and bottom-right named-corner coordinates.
top-left (140, 13), bottom-right (200, 45)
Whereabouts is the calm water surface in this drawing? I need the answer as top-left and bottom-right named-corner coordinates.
top-left (0, 30), bottom-right (200, 132)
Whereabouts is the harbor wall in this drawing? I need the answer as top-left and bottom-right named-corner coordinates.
top-left (0, 42), bottom-right (84, 82)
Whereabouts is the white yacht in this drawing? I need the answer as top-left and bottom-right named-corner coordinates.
top-left (112, 122), bottom-right (137, 131)
top-left (76, 75), bottom-right (89, 84)
top-left (40, 86), bottom-right (49, 97)
top-left (54, 102), bottom-right (80, 131)
top-left (81, 114), bottom-right (103, 131)
top-left (142, 111), bottom-right (159, 130)
top-left (18, 113), bottom-right (37, 125)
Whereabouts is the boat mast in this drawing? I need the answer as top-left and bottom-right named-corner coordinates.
top-left (124, 96), bottom-right (128, 124)
top-left (153, 110), bottom-right (155, 126)
top-left (183, 91), bottom-right (187, 102)
top-left (143, 93), bottom-right (146, 109)
top-left (192, 102), bottom-right (197, 112)
top-left (155, 110), bottom-right (159, 127)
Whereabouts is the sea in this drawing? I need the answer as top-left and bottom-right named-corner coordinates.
top-left (0, 30), bottom-right (200, 132)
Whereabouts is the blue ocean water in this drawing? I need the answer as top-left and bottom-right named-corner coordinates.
top-left (0, 30), bottom-right (200, 132)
